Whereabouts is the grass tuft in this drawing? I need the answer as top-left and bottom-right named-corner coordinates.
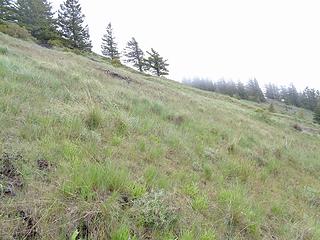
top-left (131, 190), bottom-right (179, 230)
top-left (0, 46), bottom-right (8, 55)
top-left (85, 107), bottom-right (103, 130)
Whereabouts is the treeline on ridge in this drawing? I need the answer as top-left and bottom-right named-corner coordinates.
top-left (183, 78), bottom-right (320, 124)
top-left (0, 0), bottom-right (169, 76)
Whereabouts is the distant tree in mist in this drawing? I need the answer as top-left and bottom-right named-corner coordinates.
top-left (237, 81), bottom-right (248, 99)
top-left (184, 76), bottom-right (320, 114)
top-left (145, 48), bottom-right (169, 76)
top-left (301, 87), bottom-right (320, 111)
top-left (214, 79), bottom-right (237, 97)
top-left (265, 83), bottom-right (280, 100)
top-left (101, 22), bottom-right (120, 59)
top-left (182, 78), bottom-right (214, 91)
top-left (123, 37), bottom-right (144, 72)
top-left (286, 83), bottom-right (300, 107)
top-left (246, 78), bottom-right (266, 102)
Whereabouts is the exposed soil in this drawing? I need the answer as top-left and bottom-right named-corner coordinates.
top-left (37, 158), bottom-right (50, 171)
top-left (168, 115), bottom-right (185, 125)
top-left (103, 69), bottom-right (133, 84)
top-left (0, 152), bottom-right (24, 197)
top-left (119, 193), bottom-right (133, 209)
top-left (13, 210), bottom-right (39, 240)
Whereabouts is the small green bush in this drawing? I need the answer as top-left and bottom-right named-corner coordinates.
top-left (48, 39), bottom-right (66, 48)
top-left (85, 107), bottom-right (103, 130)
top-left (268, 103), bottom-right (275, 113)
top-left (111, 58), bottom-right (122, 67)
top-left (111, 225), bottom-right (136, 240)
top-left (0, 22), bottom-right (33, 40)
top-left (200, 230), bottom-right (217, 240)
top-left (192, 195), bottom-right (209, 211)
top-left (0, 47), bottom-right (8, 55)
top-left (203, 164), bottom-right (213, 180)
top-left (131, 190), bottom-right (179, 230)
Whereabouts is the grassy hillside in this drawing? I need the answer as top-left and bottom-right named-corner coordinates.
top-left (0, 33), bottom-right (320, 240)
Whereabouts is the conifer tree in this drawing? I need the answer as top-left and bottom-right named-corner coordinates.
top-left (246, 78), bottom-right (266, 102)
top-left (286, 83), bottom-right (300, 107)
top-left (0, 0), bottom-right (16, 21)
top-left (301, 87), bottom-right (319, 111)
top-left (15, 0), bottom-right (57, 44)
top-left (313, 103), bottom-right (320, 124)
top-left (123, 37), bottom-right (144, 72)
top-left (237, 81), bottom-right (248, 100)
top-left (145, 48), bottom-right (169, 76)
top-left (101, 23), bottom-right (120, 59)
top-left (265, 83), bottom-right (280, 100)
top-left (58, 0), bottom-right (92, 51)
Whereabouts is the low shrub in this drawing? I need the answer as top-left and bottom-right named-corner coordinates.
top-left (111, 225), bottom-right (137, 240)
top-left (111, 58), bottom-right (122, 67)
top-left (192, 195), bottom-right (209, 211)
top-left (268, 103), bottom-right (276, 113)
top-left (0, 22), bottom-right (33, 40)
top-left (47, 39), bottom-right (66, 48)
top-left (85, 107), bottom-right (103, 130)
top-left (131, 190), bottom-right (179, 230)
top-left (0, 47), bottom-right (8, 55)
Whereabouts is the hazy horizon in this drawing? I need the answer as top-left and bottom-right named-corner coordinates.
top-left (51, 0), bottom-right (320, 91)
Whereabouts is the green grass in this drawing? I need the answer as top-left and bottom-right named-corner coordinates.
top-left (0, 32), bottom-right (320, 239)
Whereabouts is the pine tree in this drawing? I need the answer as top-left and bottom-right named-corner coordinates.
top-left (58, 0), bottom-right (92, 51)
top-left (0, 0), bottom-right (16, 21)
top-left (123, 37), bottom-right (144, 72)
top-left (313, 103), bottom-right (320, 124)
top-left (237, 81), bottom-right (248, 99)
top-left (145, 48), bottom-right (169, 76)
top-left (101, 23), bottom-right (120, 59)
top-left (286, 83), bottom-right (300, 107)
top-left (246, 78), bottom-right (265, 102)
top-left (265, 83), bottom-right (280, 100)
top-left (15, 0), bottom-right (57, 44)
top-left (301, 87), bottom-right (319, 111)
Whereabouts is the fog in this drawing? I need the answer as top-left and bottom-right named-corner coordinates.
top-left (51, 0), bottom-right (320, 90)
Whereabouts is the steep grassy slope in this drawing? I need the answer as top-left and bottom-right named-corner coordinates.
top-left (0, 33), bottom-right (320, 240)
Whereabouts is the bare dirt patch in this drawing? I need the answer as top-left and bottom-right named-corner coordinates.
top-left (168, 115), bottom-right (185, 125)
top-left (0, 152), bottom-right (24, 197)
top-left (13, 210), bottom-right (39, 240)
top-left (37, 158), bottom-right (50, 171)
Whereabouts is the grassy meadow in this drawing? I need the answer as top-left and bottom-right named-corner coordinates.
top-left (0, 33), bottom-right (320, 239)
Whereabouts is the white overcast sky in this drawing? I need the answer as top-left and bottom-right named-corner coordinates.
top-left (51, 0), bottom-right (320, 90)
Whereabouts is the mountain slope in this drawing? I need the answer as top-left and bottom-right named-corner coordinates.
top-left (0, 33), bottom-right (320, 240)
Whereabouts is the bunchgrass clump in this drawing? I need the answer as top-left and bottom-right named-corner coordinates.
top-left (62, 161), bottom-right (129, 200)
top-left (131, 190), bottom-right (179, 230)
top-left (111, 225), bottom-right (136, 240)
top-left (0, 47), bottom-right (8, 55)
top-left (85, 107), bottom-right (103, 130)
top-left (217, 186), bottom-right (262, 237)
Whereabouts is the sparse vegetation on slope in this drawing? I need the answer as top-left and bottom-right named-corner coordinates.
top-left (0, 33), bottom-right (320, 239)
